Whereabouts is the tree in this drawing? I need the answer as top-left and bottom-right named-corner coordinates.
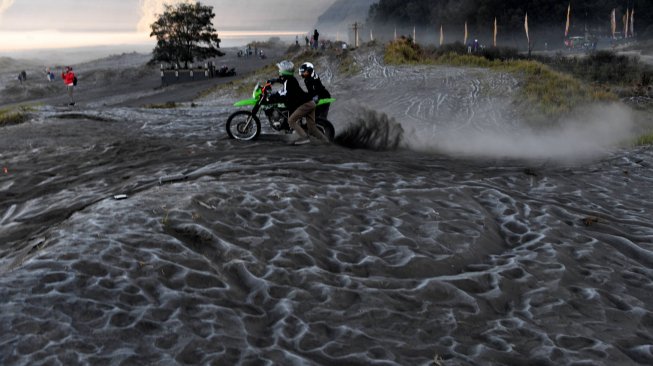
top-left (149, 2), bottom-right (224, 68)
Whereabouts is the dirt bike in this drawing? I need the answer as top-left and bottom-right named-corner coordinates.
top-left (226, 81), bottom-right (335, 141)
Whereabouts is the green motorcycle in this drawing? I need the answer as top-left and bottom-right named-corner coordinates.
top-left (226, 81), bottom-right (336, 141)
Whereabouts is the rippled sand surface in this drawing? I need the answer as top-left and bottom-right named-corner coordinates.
top-left (1, 51), bottom-right (653, 365)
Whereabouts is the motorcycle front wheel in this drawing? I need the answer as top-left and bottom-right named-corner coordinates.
top-left (226, 111), bottom-right (261, 140)
top-left (316, 118), bottom-right (335, 142)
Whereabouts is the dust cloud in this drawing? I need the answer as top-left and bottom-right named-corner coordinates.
top-left (138, 0), bottom-right (194, 33)
top-left (0, 0), bottom-right (14, 14)
top-left (402, 102), bottom-right (636, 162)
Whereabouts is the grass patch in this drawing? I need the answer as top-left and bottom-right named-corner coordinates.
top-left (633, 132), bottom-right (653, 146)
top-left (0, 106), bottom-right (31, 127)
top-left (384, 38), bottom-right (426, 65)
top-left (533, 51), bottom-right (653, 87)
top-left (336, 50), bottom-right (360, 77)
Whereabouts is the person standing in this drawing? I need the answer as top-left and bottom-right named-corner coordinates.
top-left (61, 66), bottom-right (76, 105)
top-left (313, 29), bottom-right (320, 49)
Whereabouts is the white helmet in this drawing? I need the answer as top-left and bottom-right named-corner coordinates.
top-left (299, 62), bottom-right (314, 76)
top-left (276, 60), bottom-right (294, 76)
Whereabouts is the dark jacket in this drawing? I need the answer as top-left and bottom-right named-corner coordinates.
top-left (304, 72), bottom-right (331, 101)
top-left (268, 75), bottom-right (312, 113)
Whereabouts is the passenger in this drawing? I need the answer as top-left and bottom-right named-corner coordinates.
top-left (298, 62), bottom-right (331, 119)
top-left (267, 60), bottom-right (328, 145)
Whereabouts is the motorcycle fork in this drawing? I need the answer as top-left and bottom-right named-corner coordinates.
top-left (246, 101), bottom-right (263, 128)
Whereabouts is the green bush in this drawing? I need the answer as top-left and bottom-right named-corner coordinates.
top-left (0, 107), bottom-right (30, 127)
top-left (384, 38), bottom-right (425, 64)
top-left (633, 132), bottom-right (653, 146)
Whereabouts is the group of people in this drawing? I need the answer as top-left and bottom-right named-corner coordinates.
top-left (15, 67), bottom-right (76, 105)
top-left (16, 70), bottom-right (27, 84)
top-left (267, 59), bottom-right (331, 145)
top-left (237, 45), bottom-right (266, 59)
top-left (304, 29), bottom-right (321, 50)
top-left (466, 39), bottom-right (481, 54)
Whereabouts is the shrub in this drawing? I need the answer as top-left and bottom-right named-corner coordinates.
top-left (384, 38), bottom-right (424, 64)
top-left (533, 50), bottom-right (651, 86)
top-left (0, 106), bottom-right (30, 127)
top-left (633, 132), bottom-right (653, 146)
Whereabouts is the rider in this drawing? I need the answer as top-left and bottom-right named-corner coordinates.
top-left (299, 62), bottom-right (331, 119)
top-left (267, 60), bottom-right (328, 145)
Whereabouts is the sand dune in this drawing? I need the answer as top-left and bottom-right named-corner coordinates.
top-left (1, 44), bottom-right (652, 365)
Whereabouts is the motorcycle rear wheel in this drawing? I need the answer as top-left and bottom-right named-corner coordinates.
top-left (226, 111), bottom-right (261, 140)
top-left (316, 118), bottom-right (335, 141)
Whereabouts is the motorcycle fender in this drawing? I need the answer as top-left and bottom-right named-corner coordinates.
top-left (233, 99), bottom-right (258, 107)
top-left (317, 98), bottom-right (336, 106)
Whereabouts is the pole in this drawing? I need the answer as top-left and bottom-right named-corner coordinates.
top-left (352, 22), bottom-right (360, 48)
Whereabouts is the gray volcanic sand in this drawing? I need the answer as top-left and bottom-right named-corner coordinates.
top-left (1, 46), bottom-right (653, 365)
top-left (0, 46), bottom-right (285, 108)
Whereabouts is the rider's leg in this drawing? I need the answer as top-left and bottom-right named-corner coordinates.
top-left (288, 102), bottom-right (312, 138)
top-left (305, 104), bottom-right (329, 142)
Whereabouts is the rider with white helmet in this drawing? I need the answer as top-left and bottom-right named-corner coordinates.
top-left (267, 60), bottom-right (329, 145)
top-left (299, 62), bottom-right (331, 119)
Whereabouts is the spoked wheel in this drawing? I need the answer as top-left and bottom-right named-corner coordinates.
top-left (316, 118), bottom-right (335, 142)
top-left (226, 111), bottom-right (261, 140)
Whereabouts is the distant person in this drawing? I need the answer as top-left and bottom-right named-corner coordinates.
top-left (467, 41), bottom-right (472, 54)
top-left (267, 60), bottom-right (328, 145)
top-left (299, 62), bottom-right (331, 119)
top-left (313, 29), bottom-right (320, 49)
top-left (61, 66), bottom-right (76, 105)
top-left (305, 35), bottom-right (309, 47)
top-left (295, 35), bottom-right (299, 46)
top-left (45, 67), bottom-right (55, 82)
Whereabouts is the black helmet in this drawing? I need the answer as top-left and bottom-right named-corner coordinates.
top-left (298, 62), bottom-right (314, 76)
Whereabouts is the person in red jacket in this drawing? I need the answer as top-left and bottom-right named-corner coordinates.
top-left (61, 66), bottom-right (76, 105)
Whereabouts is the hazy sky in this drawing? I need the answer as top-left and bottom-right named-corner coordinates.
top-left (0, 0), bottom-right (337, 52)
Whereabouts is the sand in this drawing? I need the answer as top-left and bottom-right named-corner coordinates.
top-left (1, 43), bottom-right (652, 365)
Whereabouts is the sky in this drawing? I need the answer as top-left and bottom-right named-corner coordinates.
top-left (0, 0), bottom-right (337, 52)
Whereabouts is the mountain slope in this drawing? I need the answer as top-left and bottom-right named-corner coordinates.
top-left (315, 0), bottom-right (377, 33)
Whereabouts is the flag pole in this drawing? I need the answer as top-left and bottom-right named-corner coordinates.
top-left (493, 17), bottom-right (497, 47)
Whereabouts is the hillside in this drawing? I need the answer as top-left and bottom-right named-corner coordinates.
top-left (315, 0), bottom-right (378, 34)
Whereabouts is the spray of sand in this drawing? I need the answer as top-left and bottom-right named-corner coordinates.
top-left (335, 108), bottom-right (404, 151)
top-left (336, 103), bottom-right (636, 162)
top-left (404, 102), bottom-right (636, 162)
